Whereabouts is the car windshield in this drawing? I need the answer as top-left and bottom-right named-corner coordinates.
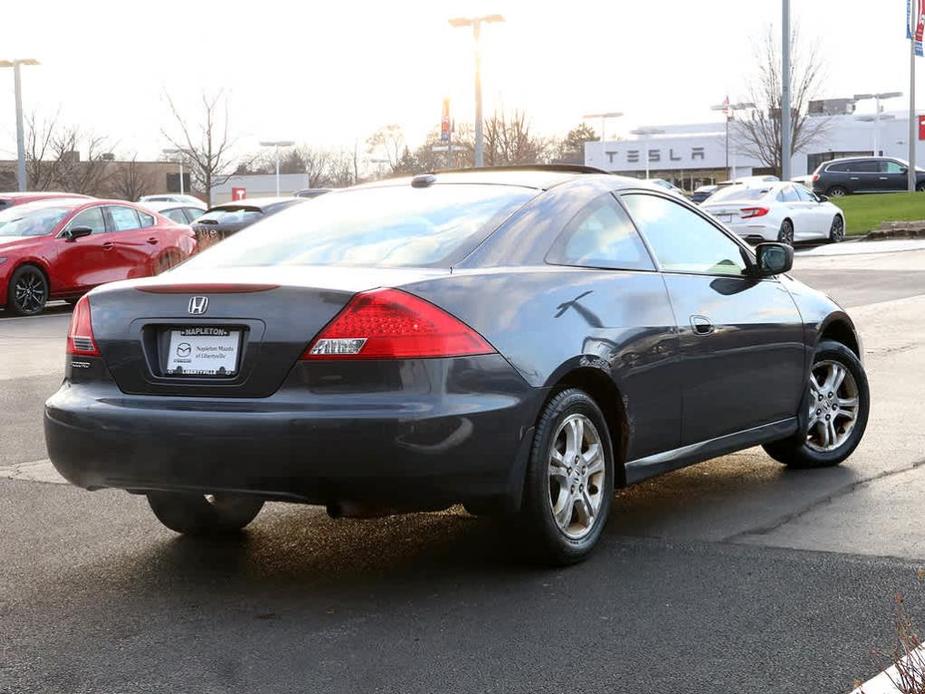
top-left (706, 186), bottom-right (771, 203)
top-left (184, 183), bottom-right (536, 269)
top-left (0, 203), bottom-right (73, 237)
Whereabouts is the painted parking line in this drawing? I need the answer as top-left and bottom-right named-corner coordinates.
top-left (0, 459), bottom-right (67, 485)
top-left (849, 644), bottom-right (925, 693)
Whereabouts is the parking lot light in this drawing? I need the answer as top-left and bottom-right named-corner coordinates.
top-left (630, 127), bottom-right (666, 179)
top-left (710, 101), bottom-right (755, 180)
top-left (162, 148), bottom-right (187, 196)
top-left (0, 58), bottom-right (40, 192)
top-left (448, 14), bottom-right (505, 168)
top-left (853, 92), bottom-right (903, 157)
top-left (259, 140), bottom-right (296, 196)
top-left (582, 112), bottom-right (624, 145)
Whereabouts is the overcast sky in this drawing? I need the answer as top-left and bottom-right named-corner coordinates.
top-left (0, 0), bottom-right (916, 162)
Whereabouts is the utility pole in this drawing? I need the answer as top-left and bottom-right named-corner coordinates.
top-left (449, 14), bottom-right (504, 168)
top-left (0, 58), bottom-right (40, 192)
top-left (781, 0), bottom-right (792, 181)
top-left (711, 100), bottom-right (756, 181)
top-left (910, 22), bottom-right (918, 191)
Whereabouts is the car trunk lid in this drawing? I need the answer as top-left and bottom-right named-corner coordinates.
top-left (89, 266), bottom-right (449, 397)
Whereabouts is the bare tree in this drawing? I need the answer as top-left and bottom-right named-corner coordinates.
top-left (24, 113), bottom-right (113, 195)
top-left (483, 110), bottom-right (551, 166)
top-left (734, 29), bottom-right (830, 177)
top-left (162, 90), bottom-right (241, 205)
top-left (109, 155), bottom-right (156, 201)
top-left (24, 111), bottom-right (59, 191)
top-left (366, 124), bottom-right (406, 172)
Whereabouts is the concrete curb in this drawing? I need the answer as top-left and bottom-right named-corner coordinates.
top-left (867, 221), bottom-right (925, 240)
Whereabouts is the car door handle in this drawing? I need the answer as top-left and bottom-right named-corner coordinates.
top-left (147, 237), bottom-right (159, 245)
top-left (690, 315), bottom-right (714, 335)
top-left (102, 241), bottom-right (114, 250)
top-left (850, 176), bottom-right (859, 180)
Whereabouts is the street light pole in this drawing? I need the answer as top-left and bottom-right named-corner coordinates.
top-left (0, 58), bottom-right (40, 192)
top-left (853, 92), bottom-right (903, 157)
top-left (259, 140), bottom-right (295, 196)
top-left (910, 32), bottom-right (918, 191)
top-left (630, 127), bottom-right (665, 179)
top-left (711, 101), bottom-right (756, 181)
top-left (162, 148), bottom-right (187, 196)
top-left (582, 111), bottom-right (623, 147)
top-left (781, 0), bottom-right (792, 181)
top-left (449, 14), bottom-right (504, 168)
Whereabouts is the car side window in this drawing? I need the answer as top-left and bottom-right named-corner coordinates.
top-left (138, 211), bottom-right (155, 228)
top-left (547, 193), bottom-right (654, 271)
top-left (780, 185), bottom-right (800, 202)
top-left (66, 206), bottom-right (106, 235)
top-left (827, 163), bottom-right (848, 173)
top-left (853, 161), bottom-right (879, 173)
top-left (162, 208), bottom-right (188, 224)
top-left (183, 208), bottom-right (202, 223)
top-left (107, 205), bottom-right (141, 232)
top-left (621, 193), bottom-right (747, 277)
top-left (795, 185), bottom-right (815, 202)
top-left (883, 161), bottom-right (905, 174)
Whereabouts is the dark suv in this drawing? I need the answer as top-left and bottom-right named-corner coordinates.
top-left (812, 156), bottom-right (925, 196)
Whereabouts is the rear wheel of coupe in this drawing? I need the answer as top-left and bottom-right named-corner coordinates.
top-left (516, 388), bottom-right (614, 565)
top-left (7, 264), bottom-right (48, 316)
top-left (147, 492), bottom-right (264, 535)
top-left (762, 340), bottom-right (869, 468)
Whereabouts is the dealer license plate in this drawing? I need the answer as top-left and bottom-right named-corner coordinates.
top-left (166, 327), bottom-right (241, 376)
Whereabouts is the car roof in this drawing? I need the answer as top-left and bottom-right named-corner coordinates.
top-left (208, 197), bottom-right (304, 211)
top-left (351, 165), bottom-right (663, 193)
top-left (140, 200), bottom-right (203, 212)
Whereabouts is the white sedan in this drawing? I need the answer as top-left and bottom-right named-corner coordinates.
top-left (701, 181), bottom-right (846, 244)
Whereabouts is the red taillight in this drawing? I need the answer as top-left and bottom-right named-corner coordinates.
top-left (812, 174), bottom-right (820, 182)
top-left (303, 288), bottom-right (495, 360)
top-left (740, 207), bottom-right (770, 219)
top-left (66, 295), bottom-right (100, 357)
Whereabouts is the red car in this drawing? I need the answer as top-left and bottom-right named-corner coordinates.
top-left (0, 197), bottom-right (197, 315)
top-left (0, 191), bottom-right (92, 211)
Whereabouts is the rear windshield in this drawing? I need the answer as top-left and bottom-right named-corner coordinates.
top-left (185, 184), bottom-right (536, 269)
top-left (195, 207), bottom-right (264, 226)
top-left (0, 203), bottom-right (73, 237)
top-left (706, 186), bottom-right (771, 204)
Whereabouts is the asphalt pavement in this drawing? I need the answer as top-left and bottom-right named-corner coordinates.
top-left (3, 242), bottom-right (925, 694)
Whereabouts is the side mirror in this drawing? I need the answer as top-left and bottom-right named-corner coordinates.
top-left (816, 194), bottom-right (829, 203)
top-left (64, 226), bottom-right (93, 242)
top-left (754, 242), bottom-right (793, 276)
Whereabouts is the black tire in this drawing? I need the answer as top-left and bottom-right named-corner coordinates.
top-left (916, 182), bottom-right (925, 192)
top-left (826, 186), bottom-right (849, 197)
top-left (828, 215), bottom-right (846, 243)
top-left (6, 264), bottom-right (48, 316)
top-left (778, 219), bottom-right (794, 246)
top-left (762, 340), bottom-right (869, 468)
top-left (515, 388), bottom-right (614, 565)
top-left (147, 492), bottom-right (264, 536)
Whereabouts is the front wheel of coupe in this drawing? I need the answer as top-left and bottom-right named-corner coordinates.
top-left (7, 264), bottom-right (48, 316)
top-left (762, 340), bottom-right (869, 468)
top-left (147, 492), bottom-right (264, 536)
top-left (515, 388), bottom-right (614, 565)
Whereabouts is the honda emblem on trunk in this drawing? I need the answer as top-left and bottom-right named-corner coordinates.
top-left (188, 296), bottom-right (209, 315)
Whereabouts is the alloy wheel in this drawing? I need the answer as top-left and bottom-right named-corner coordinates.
top-left (13, 270), bottom-right (47, 315)
top-left (778, 221), bottom-right (794, 245)
top-left (805, 359), bottom-right (860, 452)
top-left (547, 413), bottom-right (606, 539)
top-left (830, 216), bottom-right (845, 242)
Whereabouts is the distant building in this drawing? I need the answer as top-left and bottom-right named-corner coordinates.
top-left (585, 110), bottom-right (925, 190)
top-left (210, 174), bottom-right (310, 204)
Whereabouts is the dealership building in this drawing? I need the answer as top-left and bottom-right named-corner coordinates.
top-left (584, 104), bottom-right (925, 190)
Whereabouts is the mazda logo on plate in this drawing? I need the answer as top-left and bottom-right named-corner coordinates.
top-left (188, 296), bottom-right (209, 315)
top-left (176, 343), bottom-right (191, 357)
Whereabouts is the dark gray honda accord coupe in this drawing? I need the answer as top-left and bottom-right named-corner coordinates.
top-left (45, 166), bottom-right (869, 564)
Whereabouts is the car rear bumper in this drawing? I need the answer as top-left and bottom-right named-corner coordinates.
top-left (44, 355), bottom-right (542, 510)
top-left (727, 222), bottom-right (779, 243)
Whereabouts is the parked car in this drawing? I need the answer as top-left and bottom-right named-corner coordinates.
top-left (702, 181), bottom-right (845, 245)
top-left (295, 188), bottom-right (332, 198)
top-left (45, 167), bottom-right (868, 565)
top-left (691, 184), bottom-right (718, 204)
top-left (191, 197), bottom-right (306, 250)
top-left (0, 197), bottom-right (196, 315)
top-left (140, 200), bottom-right (206, 225)
top-left (811, 156), bottom-right (925, 196)
top-left (138, 194), bottom-right (207, 207)
top-left (0, 191), bottom-right (92, 212)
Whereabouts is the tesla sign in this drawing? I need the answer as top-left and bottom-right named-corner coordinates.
top-left (584, 134), bottom-right (728, 172)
